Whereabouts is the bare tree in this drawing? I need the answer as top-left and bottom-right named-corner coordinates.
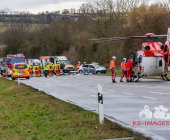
top-left (80, 3), bottom-right (90, 13)
top-left (62, 9), bottom-right (70, 14)
top-left (70, 8), bottom-right (76, 15)
top-left (87, 0), bottom-right (146, 37)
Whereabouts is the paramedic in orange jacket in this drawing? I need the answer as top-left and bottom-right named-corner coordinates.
top-left (126, 57), bottom-right (134, 82)
top-left (120, 58), bottom-right (127, 82)
top-left (110, 56), bottom-right (116, 83)
top-left (77, 61), bottom-right (81, 70)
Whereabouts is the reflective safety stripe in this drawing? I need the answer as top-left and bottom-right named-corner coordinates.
top-left (110, 59), bottom-right (115, 69)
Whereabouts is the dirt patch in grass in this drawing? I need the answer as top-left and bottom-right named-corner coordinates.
top-left (0, 78), bottom-right (152, 140)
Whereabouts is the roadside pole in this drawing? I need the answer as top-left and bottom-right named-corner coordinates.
top-left (98, 85), bottom-right (104, 124)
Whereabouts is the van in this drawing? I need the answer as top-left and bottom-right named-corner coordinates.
top-left (40, 56), bottom-right (74, 73)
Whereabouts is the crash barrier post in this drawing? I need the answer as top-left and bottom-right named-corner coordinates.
top-left (18, 72), bottom-right (20, 85)
top-left (98, 85), bottom-right (104, 124)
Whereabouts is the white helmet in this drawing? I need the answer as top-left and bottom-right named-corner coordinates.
top-left (123, 58), bottom-right (126, 61)
top-left (84, 62), bottom-right (86, 64)
top-left (78, 61), bottom-right (80, 63)
top-left (112, 56), bottom-right (116, 60)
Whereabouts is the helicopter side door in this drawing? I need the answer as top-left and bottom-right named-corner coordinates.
top-left (140, 57), bottom-right (164, 76)
top-left (135, 53), bottom-right (143, 74)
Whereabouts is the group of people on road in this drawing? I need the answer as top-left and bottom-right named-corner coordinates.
top-left (29, 61), bottom-right (65, 78)
top-left (110, 56), bottom-right (134, 83)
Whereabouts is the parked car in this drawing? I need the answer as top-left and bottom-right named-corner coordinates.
top-left (78, 64), bottom-right (106, 74)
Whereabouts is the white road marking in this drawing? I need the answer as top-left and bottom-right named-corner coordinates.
top-left (148, 86), bottom-right (165, 88)
top-left (142, 96), bottom-right (157, 100)
top-left (46, 83), bottom-right (51, 85)
top-left (83, 85), bottom-right (89, 87)
top-left (122, 92), bottom-right (133, 96)
top-left (90, 95), bottom-right (97, 97)
top-left (107, 90), bottom-right (115, 92)
top-left (149, 91), bottom-right (168, 95)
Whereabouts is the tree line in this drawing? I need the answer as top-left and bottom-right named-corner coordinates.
top-left (1, 0), bottom-right (170, 65)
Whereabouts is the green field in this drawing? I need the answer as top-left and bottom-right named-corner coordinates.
top-left (0, 78), bottom-right (151, 140)
top-left (0, 22), bottom-right (49, 33)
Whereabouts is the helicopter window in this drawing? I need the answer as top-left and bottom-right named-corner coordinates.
top-left (159, 60), bottom-right (162, 67)
top-left (160, 45), bottom-right (164, 50)
top-left (164, 45), bottom-right (168, 53)
top-left (164, 45), bottom-right (168, 63)
top-left (145, 45), bottom-right (150, 50)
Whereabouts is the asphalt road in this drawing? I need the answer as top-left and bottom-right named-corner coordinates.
top-left (12, 75), bottom-right (170, 140)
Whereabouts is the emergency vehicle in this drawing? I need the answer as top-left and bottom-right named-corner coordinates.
top-left (40, 56), bottom-right (74, 73)
top-left (2, 54), bottom-right (25, 77)
top-left (27, 59), bottom-right (40, 66)
top-left (54, 56), bottom-right (74, 73)
top-left (11, 63), bottom-right (30, 80)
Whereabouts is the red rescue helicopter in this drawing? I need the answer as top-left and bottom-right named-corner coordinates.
top-left (91, 27), bottom-right (170, 82)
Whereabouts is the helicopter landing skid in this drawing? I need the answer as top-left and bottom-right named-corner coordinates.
top-left (135, 74), bottom-right (143, 82)
top-left (161, 73), bottom-right (170, 81)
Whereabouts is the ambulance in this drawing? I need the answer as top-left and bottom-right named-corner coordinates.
top-left (54, 56), bottom-right (74, 73)
top-left (40, 56), bottom-right (74, 73)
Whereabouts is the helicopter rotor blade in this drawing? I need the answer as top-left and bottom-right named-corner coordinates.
top-left (90, 35), bottom-right (167, 43)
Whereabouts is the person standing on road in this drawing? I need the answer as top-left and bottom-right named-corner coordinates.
top-left (60, 62), bottom-right (64, 75)
top-left (29, 63), bottom-right (33, 77)
top-left (43, 63), bottom-right (49, 78)
top-left (126, 57), bottom-right (134, 82)
top-left (120, 58), bottom-right (127, 82)
top-left (52, 62), bottom-right (54, 75)
top-left (49, 62), bottom-right (53, 76)
top-left (34, 63), bottom-right (39, 77)
top-left (77, 61), bottom-right (81, 70)
top-left (110, 56), bottom-right (116, 83)
top-left (56, 62), bottom-right (60, 76)
top-left (38, 63), bottom-right (42, 77)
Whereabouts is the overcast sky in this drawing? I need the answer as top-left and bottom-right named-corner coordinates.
top-left (0, 0), bottom-right (86, 14)
top-left (0, 0), bottom-right (158, 14)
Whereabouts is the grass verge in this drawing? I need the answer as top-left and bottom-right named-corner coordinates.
top-left (0, 78), bottom-right (152, 140)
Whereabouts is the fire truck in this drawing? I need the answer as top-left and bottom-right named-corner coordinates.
top-left (2, 54), bottom-right (25, 77)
